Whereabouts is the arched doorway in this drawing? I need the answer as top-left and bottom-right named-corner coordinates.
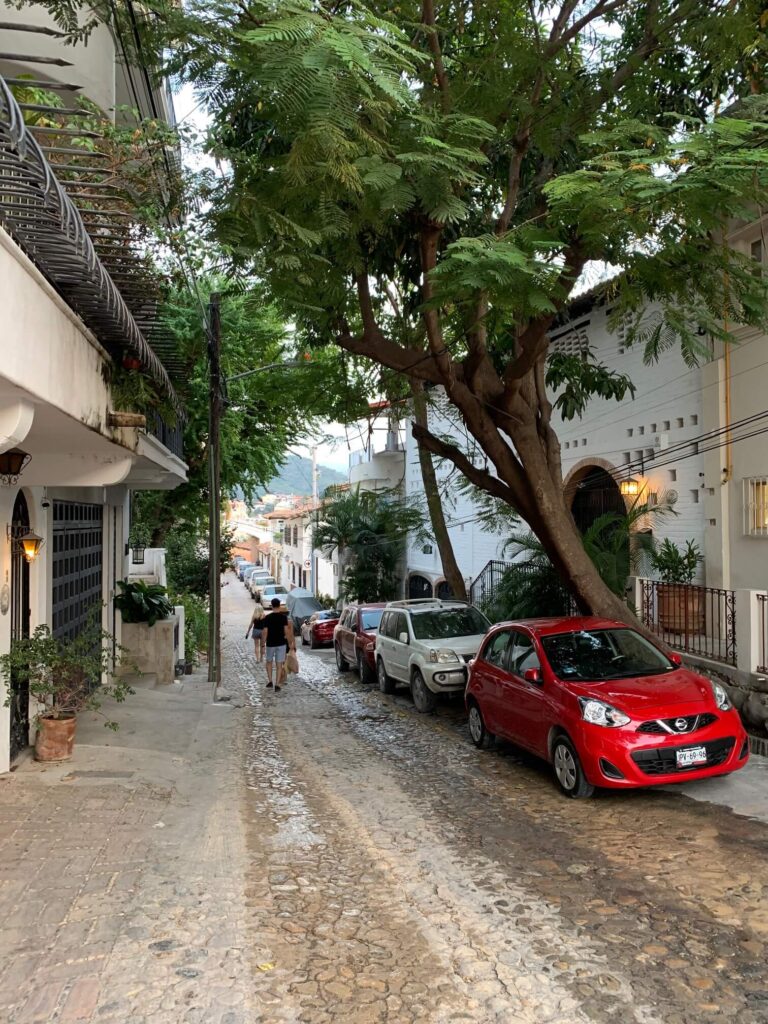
top-left (436, 580), bottom-right (454, 600)
top-left (408, 574), bottom-right (433, 599)
top-left (9, 492), bottom-right (31, 761)
top-left (570, 466), bottom-right (625, 534)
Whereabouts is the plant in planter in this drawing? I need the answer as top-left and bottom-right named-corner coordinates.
top-left (649, 539), bottom-right (705, 634)
top-left (114, 579), bottom-right (174, 626)
top-left (0, 622), bottom-right (136, 762)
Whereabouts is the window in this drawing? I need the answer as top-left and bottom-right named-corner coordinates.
top-left (541, 628), bottom-right (672, 681)
top-left (663, 420), bottom-right (670, 430)
top-left (360, 609), bottom-right (383, 631)
top-left (690, 415), bottom-right (698, 426)
top-left (676, 418), bottom-right (684, 428)
top-left (638, 426), bottom-right (645, 436)
top-left (650, 423), bottom-right (657, 433)
top-left (509, 632), bottom-right (540, 676)
top-left (482, 631), bottom-right (511, 668)
top-left (691, 490), bottom-right (699, 504)
top-left (409, 606), bottom-right (490, 641)
top-left (669, 469), bottom-right (677, 482)
top-left (379, 611), bottom-right (392, 637)
top-left (626, 428), bottom-right (633, 437)
top-left (744, 478), bottom-right (768, 537)
top-left (393, 612), bottom-right (409, 641)
top-left (623, 452), bottom-right (631, 464)
top-left (292, 526), bottom-right (298, 546)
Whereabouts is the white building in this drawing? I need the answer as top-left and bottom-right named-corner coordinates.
top-left (0, 11), bottom-right (188, 770)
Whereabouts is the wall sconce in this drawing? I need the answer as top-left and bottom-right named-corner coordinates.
top-left (620, 478), bottom-right (640, 497)
top-left (422, 543), bottom-right (434, 554)
top-left (0, 449), bottom-right (31, 486)
top-left (7, 525), bottom-right (44, 562)
top-left (131, 544), bottom-right (146, 565)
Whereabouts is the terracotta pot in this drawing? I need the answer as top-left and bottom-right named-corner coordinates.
top-left (35, 715), bottom-right (77, 762)
top-left (657, 584), bottom-right (705, 636)
top-left (121, 355), bottom-right (142, 371)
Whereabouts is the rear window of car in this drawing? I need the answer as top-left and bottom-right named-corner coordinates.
top-left (317, 611), bottom-right (336, 620)
top-left (410, 606), bottom-right (490, 640)
top-left (360, 610), bottom-right (383, 631)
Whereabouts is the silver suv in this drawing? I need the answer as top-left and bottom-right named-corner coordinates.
top-left (375, 599), bottom-right (491, 713)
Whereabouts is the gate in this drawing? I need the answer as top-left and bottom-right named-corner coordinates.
top-left (52, 501), bottom-right (103, 641)
top-left (9, 492), bottom-right (31, 761)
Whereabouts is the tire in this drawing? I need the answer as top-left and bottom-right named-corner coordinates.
top-left (357, 648), bottom-right (375, 685)
top-left (335, 643), bottom-right (350, 672)
top-left (300, 630), bottom-right (308, 647)
top-left (377, 658), bottom-right (396, 694)
top-left (467, 701), bottom-right (493, 749)
top-left (411, 670), bottom-right (437, 714)
top-left (552, 736), bottom-right (594, 799)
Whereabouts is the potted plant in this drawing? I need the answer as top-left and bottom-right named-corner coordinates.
top-left (649, 539), bottom-right (705, 634)
top-left (0, 622), bottom-right (136, 762)
top-left (114, 579), bottom-right (174, 626)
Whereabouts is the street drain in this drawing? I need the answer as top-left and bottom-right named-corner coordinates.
top-left (64, 770), bottom-right (135, 779)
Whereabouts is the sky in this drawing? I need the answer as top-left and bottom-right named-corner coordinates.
top-left (173, 85), bottom-right (351, 475)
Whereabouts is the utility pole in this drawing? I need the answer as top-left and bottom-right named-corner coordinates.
top-left (208, 293), bottom-right (222, 696)
top-left (310, 445), bottom-right (318, 595)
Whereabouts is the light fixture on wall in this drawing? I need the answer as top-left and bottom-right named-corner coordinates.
top-left (620, 477), bottom-right (640, 497)
top-left (0, 448), bottom-right (31, 486)
top-left (422, 543), bottom-right (433, 554)
top-left (6, 525), bottom-right (44, 562)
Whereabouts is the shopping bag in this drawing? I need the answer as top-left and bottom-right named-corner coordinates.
top-left (286, 650), bottom-right (299, 675)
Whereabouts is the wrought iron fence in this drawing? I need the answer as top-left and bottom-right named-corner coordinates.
top-left (758, 594), bottom-right (768, 673)
top-left (469, 559), bottom-right (577, 616)
top-left (148, 411), bottom-right (184, 461)
top-left (640, 580), bottom-right (736, 666)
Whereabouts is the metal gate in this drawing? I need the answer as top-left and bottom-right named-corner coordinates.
top-left (52, 501), bottom-right (103, 641)
top-left (9, 492), bottom-right (30, 761)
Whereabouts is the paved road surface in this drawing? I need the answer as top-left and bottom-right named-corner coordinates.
top-left (227, 579), bottom-right (768, 1024)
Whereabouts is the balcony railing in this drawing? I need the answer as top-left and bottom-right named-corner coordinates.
top-left (148, 412), bottom-right (184, 460)
top-left (640, 580), bottom-right (737, 667)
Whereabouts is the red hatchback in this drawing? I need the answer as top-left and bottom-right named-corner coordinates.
top-left (300, 610), bottom-right (339, 649)
top-left (466, 617), bottom-right (749, 799)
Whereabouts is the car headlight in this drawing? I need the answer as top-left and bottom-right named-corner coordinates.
top-left (710, 680), bottom-right (732, 711)
top-left (579, 698), bottom-right (630, 728)
top-left (428, 648), bottom-right (460, 664)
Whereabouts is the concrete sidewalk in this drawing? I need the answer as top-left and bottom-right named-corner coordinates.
top-left (0, 651), bottom-right (257, 1023)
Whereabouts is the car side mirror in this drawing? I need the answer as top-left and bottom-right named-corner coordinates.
top-left (398, 631), bottom-right (409, 645)
top-left (669, 652), bottom-right (682, 667)
top-left (523, 668), bottom-right (542, 685)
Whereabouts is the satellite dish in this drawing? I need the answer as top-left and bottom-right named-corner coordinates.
top-left (667, 489), bottom-right (679, 505)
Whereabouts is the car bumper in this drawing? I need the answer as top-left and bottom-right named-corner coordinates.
top-left (312, 628), bottom-right (335, 645)
top-left (422, 664), bottom-right (467, 693)
top-left (578, 716), bottom-right (750, 789)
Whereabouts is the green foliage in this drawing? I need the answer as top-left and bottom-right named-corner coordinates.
top-left (649, 538), bottom-right (704, 585)
top-left (114, 580), bottom-right (174, 626)
top-left (0, 621), bottom-right (136, 729)
top-left (312, 486), bottom-right (427, 602)
top-left (546, 351), bottom-right (636, 421)
top-left (170, 590), bottom-right (209, 665)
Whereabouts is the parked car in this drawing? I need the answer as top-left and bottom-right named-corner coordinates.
top-left (259, 584), bottom-right (289, 609)
top-left (248, 573), bottom-right (275, 598)
top-left (237, 561), bottom-right (255, 581)
top-left (465, 616), bottom-right (750, 799)
top-left (243, 567), bottom-right (262, 587)
top-left (334, 603), bottom-right (386, 684)
top-left (301, 610), bottom-right (340, 649)
top-left (286, 590), bottom-right (324, 630)
top-left (375, 599), bottom-right (491, 712)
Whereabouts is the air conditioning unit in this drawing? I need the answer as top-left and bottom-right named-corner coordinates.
top-left (653, 433), bottom-right (670, 450)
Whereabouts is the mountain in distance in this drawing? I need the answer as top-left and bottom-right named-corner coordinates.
top-left (264, 454), bottom-right (347, 497)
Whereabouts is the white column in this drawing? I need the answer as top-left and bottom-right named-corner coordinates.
top-left (735, 589), bottom-right (765, 674)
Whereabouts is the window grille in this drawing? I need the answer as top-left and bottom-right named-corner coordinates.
top-left (744, 478), bottom-right (768, 537)
top-left (549, 319), bottom-right (590, 357)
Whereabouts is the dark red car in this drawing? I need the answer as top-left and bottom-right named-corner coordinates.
top-left (300, 610), bottom-right (339, 649)
top-left (334, 603), bottom-right (386, 684)
top-left (466, 616), bottom-right (749, 799)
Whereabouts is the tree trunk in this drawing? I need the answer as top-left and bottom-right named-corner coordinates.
top-left (410, 380), bottom-right (467, 601)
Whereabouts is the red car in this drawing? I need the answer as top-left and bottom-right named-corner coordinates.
top-left (300, 610), bottom-right (339, 649)
top-left (334, 603), bottom-right (386, 684)
top-left (466, 616), bottom-right (749, 799)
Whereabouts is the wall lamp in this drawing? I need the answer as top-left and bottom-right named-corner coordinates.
top-left (620, 477), bottom-right (640, 497)
top-left (7, 526), bottom-right (44, 562)
top-left (0, 448), bottom-right (31, 486)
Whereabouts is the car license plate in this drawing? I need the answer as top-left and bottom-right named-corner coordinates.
top-left (676, 745), bottom-right (707, 768)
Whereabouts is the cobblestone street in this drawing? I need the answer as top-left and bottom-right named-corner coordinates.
top-left (2, 576), bottom-right (768, 1023)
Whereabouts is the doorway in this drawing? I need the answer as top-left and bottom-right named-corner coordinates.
top-left (9, 492), bottom-right (31, 761)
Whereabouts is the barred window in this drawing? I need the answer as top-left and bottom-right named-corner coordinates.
top-left (744, 478), bottom-right (768, 537)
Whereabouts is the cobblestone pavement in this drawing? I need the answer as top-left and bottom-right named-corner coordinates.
top-left (2, 576), bottom-right (768, 1024)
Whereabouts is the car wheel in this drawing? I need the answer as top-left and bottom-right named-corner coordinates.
top-left (310, 632), bottom-right (317, 650)
top-left (552, 736), bottom-right (594, 799)
top-left (377, 658), bottom-right (396, 694)
top-left (467, 701), bottom-right (493, 749)
top-left (335, 643), bottom-right (350, 672)
top-left (300, 630), bottom-right (308, 647)
top-left (411, 670), bottom-right (437, 714)
top-left (357, 649), bottom-right (375, 685)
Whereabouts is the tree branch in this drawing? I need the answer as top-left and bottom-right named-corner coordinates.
top-left (411, 423), bottom-right (521, 510)
top-left (421, 0), bottom-right (450, 113)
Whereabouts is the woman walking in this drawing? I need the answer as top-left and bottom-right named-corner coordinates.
top-left (246, 603), bottom-right (266, 662)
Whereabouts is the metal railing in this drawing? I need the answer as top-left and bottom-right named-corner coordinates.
top-left (640, 580), bottom-right (736, 666)
top-left (758, 593), bottom-right (768, 673)
top-left (148, 412), bottom-right (184, 460)
top-left (469, 559), bottom-right (577, 615)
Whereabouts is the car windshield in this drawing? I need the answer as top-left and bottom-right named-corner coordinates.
top-left (361, 610), bottom-right (383, 631)
top-left (410, 606), bottom-right (490, 641)
top-left (317, 611), bottom-right (336, 621)
top-left (540, 628), bottom-right (673, 681)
